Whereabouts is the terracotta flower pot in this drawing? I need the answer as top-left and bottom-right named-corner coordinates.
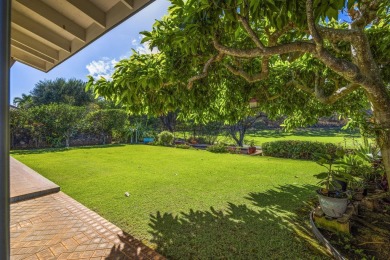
top-left (248, 147), bottom-right (256, 154)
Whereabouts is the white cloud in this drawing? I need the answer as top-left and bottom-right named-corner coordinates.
top-left (86, 57), bottom-right (118, 80)
top-left (86, 38), bottom-right (159, 80)
top-left (131, 38), bottom-right (159, 54)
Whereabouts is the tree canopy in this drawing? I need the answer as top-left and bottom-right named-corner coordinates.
top-left (88, 0), bottom-right (390, 180)
top-left (15, 78), bottom-right (95, 107)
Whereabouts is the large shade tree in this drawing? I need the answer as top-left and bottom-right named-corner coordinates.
top-left (89, 0), bottom-right (390, 180)
top-left (30, 78), bottom-right (94, 106)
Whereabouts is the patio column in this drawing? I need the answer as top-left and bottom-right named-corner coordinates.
top-left (0, 0), bottom-right (11, 259)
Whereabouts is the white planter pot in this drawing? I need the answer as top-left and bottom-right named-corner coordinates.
top-left (317, 191), bottom-right (348, 218)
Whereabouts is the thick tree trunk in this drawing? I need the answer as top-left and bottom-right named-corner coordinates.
top-left (159, 112), bottom-right (177, 132)
top-left (228, 123), bottom-right (246, 147)
top-left (372, 105), bottom-right (390, 185)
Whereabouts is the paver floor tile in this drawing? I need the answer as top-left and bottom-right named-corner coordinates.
top-left (11, 192), bottom-right (163, 259)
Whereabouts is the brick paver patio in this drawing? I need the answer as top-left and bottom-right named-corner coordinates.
top-left (10, 158), bottom-right (164, 260)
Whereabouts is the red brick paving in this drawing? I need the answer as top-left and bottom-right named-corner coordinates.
top-left (10, 157), bottom-right (164, 259)
top-left (11, 192), bottom-right (164, 259)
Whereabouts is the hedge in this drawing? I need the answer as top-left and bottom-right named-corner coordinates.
top-left (262, 140), bottom-right (338, 160)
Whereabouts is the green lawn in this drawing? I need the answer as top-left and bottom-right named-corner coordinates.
top-left (12, 145), bottom-right (329, 259)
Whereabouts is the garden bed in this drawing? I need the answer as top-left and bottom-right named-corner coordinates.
top-left (312, 192), bottom-right (390, 259)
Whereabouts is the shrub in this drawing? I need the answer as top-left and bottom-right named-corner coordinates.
top-left (187, 136), bottom-right (208, 144)
top-left (206, 143), bottom-right (228, 153)
top-left (262, 140), bottom-right (339, 160)
top-left (176, 144), bottom-right (191, 149)
top-left (228, 146), bottom-right (242, 154)
top-left (157, 131), bottom-right (174, 146)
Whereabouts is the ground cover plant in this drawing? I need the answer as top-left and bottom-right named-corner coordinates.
top-left (12, 145), bottom-right (329, 259)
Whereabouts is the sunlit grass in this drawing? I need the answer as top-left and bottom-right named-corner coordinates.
top-left (12, 145), bottom-right (329, 258)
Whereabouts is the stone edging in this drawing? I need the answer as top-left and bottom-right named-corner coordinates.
top-left (309, 211), bottom-right (346, 260)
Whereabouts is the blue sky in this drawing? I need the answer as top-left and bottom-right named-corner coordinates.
top-left (10, 0), bottom-right (171, 102)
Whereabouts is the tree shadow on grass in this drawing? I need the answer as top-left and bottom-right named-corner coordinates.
top-left (10, 144), bottom-right (126, 155)
top-left (105, 230), bottom-right (164, 260)
top-left (148, 184), bottom-right (330, 259)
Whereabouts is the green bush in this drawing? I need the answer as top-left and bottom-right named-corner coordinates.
top-left (262, 140), bottom-right (338, 160)
top-left (176, 144), bottom-right (191, 149)
top-left (158, 131), bottom-right (174, 146)
top-left (206, 144), bottom-right (228, 153)
top-left (227, 147), bottom-right (241, 154)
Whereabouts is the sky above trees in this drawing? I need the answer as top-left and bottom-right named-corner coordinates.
top-left (10, 0), bottom-right (170, 101)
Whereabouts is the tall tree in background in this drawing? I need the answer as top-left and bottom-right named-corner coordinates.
top-left (30, 78), bottom-right (94, 106)
top-left (13, 94), bottom-right (33, 108)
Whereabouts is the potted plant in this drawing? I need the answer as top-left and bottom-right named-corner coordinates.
top-left (334, 154), bottom-right (368, 201)
top-left (355, 142), bottom-right (384, 193)
top-left (248, 140), bottom-right (256, 154)
top-left (315, 150), bottom-right (350, 218)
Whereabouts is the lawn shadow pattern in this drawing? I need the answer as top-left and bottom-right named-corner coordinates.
top-left (148, 184), bottom-right (329, 259)
top-left (105, 231), bottom-right (165, 260)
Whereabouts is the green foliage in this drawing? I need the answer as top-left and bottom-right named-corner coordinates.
top-left (227, 146), bottom-right (242, 154)
top-left (175, 144), bottom-right (191, 149)
top-left (30, 78), bottom-right (94, 106)
top-left (84, 109), bottom-right (129, 144)
top-left (262, 140), bottom-right (338, 160)
top-left (13, 94), bottom-right (33, 108)
top-left (206, 143), bottom-right (229, 153)
top-left (314, 149), bottom-right (353, 193)
top-left (157, 131), bottom-right (175, 146)
top-left (28, 104), bottom-right (85, 147)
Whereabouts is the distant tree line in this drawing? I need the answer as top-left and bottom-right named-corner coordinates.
top-left (11, 78), bottom-right (346, 149)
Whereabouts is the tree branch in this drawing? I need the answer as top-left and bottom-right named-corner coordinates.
top-left (224, 57), bottom-right (269, 83)
top-left (238, 15), bottom-right (265, 50)
top-left (351, 0), bottom-right (381, 29)
top-left (213, 37), bottom-right (316, 57)
top-left (286, 79), bottom-right (361, 104)
top-left (187, 53), bottom-right (224, 89)
top-left (318, 26), bottom-right (360, 43)
top-left (306, 0), bottom-right (323, 49)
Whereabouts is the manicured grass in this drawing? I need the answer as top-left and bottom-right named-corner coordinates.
top-left (12, 145), bottom-right (328, 259)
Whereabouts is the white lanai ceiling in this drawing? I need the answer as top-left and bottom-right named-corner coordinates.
top-left (10, 0), bottom-right (154, 72)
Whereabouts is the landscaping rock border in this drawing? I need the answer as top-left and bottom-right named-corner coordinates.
top-left (309, 211), bottom-right (346, 260)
